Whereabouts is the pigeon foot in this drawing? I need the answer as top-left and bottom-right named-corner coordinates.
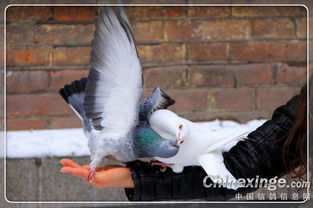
top-left (87, 168), bottom-right (96, 182)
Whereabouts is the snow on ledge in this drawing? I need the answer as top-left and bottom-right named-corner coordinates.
top-left (4, 119), bottom-right (266, 158)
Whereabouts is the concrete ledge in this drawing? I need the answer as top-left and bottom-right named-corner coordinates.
top-left (5, 157), bottom-right (128, 202)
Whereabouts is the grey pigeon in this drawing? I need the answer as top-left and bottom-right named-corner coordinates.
top-left (59, 7), bottom-right (182, 181)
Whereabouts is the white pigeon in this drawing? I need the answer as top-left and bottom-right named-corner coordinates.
top-left (149, 109), bottom-right (250, 189)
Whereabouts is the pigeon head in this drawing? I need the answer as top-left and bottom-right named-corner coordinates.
top-left (133, 125), bottom-right (180, 158)
top-left (149, 109), bottom-right (190, 143)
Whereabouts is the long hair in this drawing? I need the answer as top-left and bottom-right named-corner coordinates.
top-left (282, 81), bottom-right (309, 179)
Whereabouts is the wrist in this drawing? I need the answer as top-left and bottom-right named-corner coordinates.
top-left (121, 168), bottom-right (134, 188)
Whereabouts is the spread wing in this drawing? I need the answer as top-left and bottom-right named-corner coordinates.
top-left (84, 7), bottom-right (142, 136)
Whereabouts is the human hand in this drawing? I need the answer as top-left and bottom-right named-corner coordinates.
top-left (59, 158), bottom-right (134, 188)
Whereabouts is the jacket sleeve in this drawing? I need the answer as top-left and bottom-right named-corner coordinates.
top-left (125, 95), bottom-right (301, 201)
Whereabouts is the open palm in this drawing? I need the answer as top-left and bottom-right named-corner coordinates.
top-left (59, 158), bottom-right (134, 188)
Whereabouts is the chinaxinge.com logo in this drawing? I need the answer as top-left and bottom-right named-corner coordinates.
top-left (203, 175), bottom-right (310, 191)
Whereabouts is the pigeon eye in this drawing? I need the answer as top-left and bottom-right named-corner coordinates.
top-left (179, 124), bottom-right (183, 131)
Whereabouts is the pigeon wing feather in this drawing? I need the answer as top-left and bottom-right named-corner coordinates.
top-left (84, 7), bottom-right (142, 136)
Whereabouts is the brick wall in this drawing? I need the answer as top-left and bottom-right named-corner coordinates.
top-left (6, 6), bottom-right (307, 130)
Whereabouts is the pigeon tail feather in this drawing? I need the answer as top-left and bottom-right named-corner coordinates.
top-left (139, 87), bottom-right (175, 122)
top-left (154, 87), bottom-right (175, 111)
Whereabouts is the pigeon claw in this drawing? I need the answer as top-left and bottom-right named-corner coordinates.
top-left (87, 168), bottom-right (96, 182)
top-left (150, 161), bottom-right (172, 172)
top-left (151, 161), bottom-right (172, 167)
top-left (160, 166), bottom-right (167, 172)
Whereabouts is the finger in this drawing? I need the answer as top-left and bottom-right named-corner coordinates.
top-left (82, 166), bottom-right (103, 172)
top-left (60, 167), bottom-right (88, 179)
top-left (59, 158), bottom-right (80, 168)
top-left (82, 165), bottom-right (90, 170)
top-left (81, 166), bottom-right (106, 171)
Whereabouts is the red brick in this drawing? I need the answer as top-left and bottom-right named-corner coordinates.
top-left (166, 89), bottom-right (208, 112)
top-left (32, 24), bottom-right (94, 45)
top-left (131, 21), bottom-right (163, 42)
top-left (309, 17), bottom-right (313, 39)
top-left (138, 44), bottom-right (186, 64)
top-left (188, 6), bottom-right (230, 18)
top-left (212, 88), bottom-right (255, 110)
top-left (7, 119), bottom-right (46, 130)
top-left (0, 46), bottom-right (3, 67)
top-left (164, 21), bottom-right (194, 41)
top-left (7, 119), bottom-right (47, 130)
top-left (276, 64), bottom-right (307, 85)
top-left (6, 24), bottom-right (32, 46)
top-left (53, 7), bottom-right (98, 21)
top-left (231, 42), bottom-right (283, 62)
top-left (49, 70), bottom-right (89, 90)
top-left (6, 6), bottom-right (52, 22)
top-left (143, 66), bottom-right (187, 89)
top-left (7, 94), bottom-right (72, 118)
top-left (180, 110), bottom-right (271, 123)
top-left (231, 41), bottom-right (306, 62)
top-left (50, 116), bottom-right (82, 129)
top-left (256, 87), bottom-right (301, 110)
top-left (6, 71), bottom-right (50, 94)
top-left (231, 6), bottom-right (306, 18)
top-left (284, 41), bottom-right (307, 62)
top-left (164, 20), bottom-right (251, 41)
top-left (252, 18), bottom-right (295, 38)
top-left (7, 46), bottom-right (52, 66)
top-left (126, 6), bottom-right (184, 20)
top-left (231, 64), bottom-right (274, 86)
top-left (189, 65), bottom-right (234, 88)
top-left (187, 43), bottom-right (228, 62)
top-left (53, 47), bottom-right (91, 66)
top-left (296, 17), bottom-right (307, 38)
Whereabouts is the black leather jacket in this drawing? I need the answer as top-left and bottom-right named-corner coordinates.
top-left (125, 94), bottom-right (305, 201)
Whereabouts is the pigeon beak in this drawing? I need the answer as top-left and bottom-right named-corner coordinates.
top-left (176, 133), bottom-right (184, 145)
top-left (176, 124), bottom-right (184, 145)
